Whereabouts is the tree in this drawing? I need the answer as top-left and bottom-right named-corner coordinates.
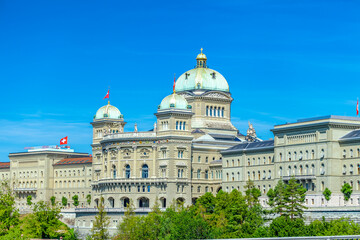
top-left (267, 180), bottom-right (287, 215)
top-left (323, 188), bottom-right (332, 201)
top-left (268, 178), bottom-right (307, 220)
top-left (284, 178), bottom-right (307, 220)
top-left (0, 181), bottom-right (19, 236)
top-left (72, 195), bottom-right (79, 208)
top-left (244, 180), bottom-right (261, 207)
top-left (90, 196), bottom-right (110, 239)
top-left (87, 194), bottom-right (92, 206)
top-left (22, 201), bottom-right (66, 239)
top-left (26, 195), bottom-right (32, 206)
top-left (341, 183), bottom-right (352, 201)
top-left (62, 196), bottom-right (68, 207)
top-left (50, 196), bottom-right (56, 206)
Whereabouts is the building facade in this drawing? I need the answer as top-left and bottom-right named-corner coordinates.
top-left (222, 116), bottom-right (360, 209)
top-left (5, 147), bottom-right (91, 211)
top-left (90, 50), bottom-right (244, 210)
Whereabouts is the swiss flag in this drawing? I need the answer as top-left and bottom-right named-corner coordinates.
top-left (357, 99), bottom-right (359, 116)
top-left (60, 136), bottom-right (68, 145)
top-left (103, 90), bottom-right (109, 99)
top-left (173, 75), bottom-right (176, 93)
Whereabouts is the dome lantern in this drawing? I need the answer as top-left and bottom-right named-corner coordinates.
top-left (196, 48), bottom-right (207, 68)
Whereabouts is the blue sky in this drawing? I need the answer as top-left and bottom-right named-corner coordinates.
top-left (0, 0), bottom-right (359, 161)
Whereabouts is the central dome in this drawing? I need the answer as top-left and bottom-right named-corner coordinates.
top-left (175, 50), bottom-right (229, 92)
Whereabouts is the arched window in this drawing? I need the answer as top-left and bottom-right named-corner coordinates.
top-left (197, 169), bottom-right (201, 179)
top-left (214, 107), bottom-right (217, 117)
top-left (142, 164), bottom-right (149, 178)
top-left (210, 106), bottom-right (213, 116)
top-left (206, 106), bottom-right (209, 116)
top-left (217, 107), bottom-right (221, 117)
top-left (139, 197), bottom-right (149, 208)
top-left (125, 165), bottom-right (131, 178)
top-left (176, 121), bottom-right (179, 130)
top-left (183, 122), bottom-right (186, 130)
top-left (222, 107), bottom-right (224, 117)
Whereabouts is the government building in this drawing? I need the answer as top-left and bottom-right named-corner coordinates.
top-left (1, 50), bottom-right (360, 235)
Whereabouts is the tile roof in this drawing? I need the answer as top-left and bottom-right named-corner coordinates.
top-left (341, 129), bottom-right (360, 139)
top-left (0, 162), bottom-right (10, 169)
top-left (223, 139), bottom-right (274, 153)
top-left (54, 157), bottom-right (92, 166)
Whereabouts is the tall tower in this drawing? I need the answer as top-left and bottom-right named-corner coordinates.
top-left (175, 49), bottom-right (237, 135)
top-left (90, 101), bottom-right (126, 181)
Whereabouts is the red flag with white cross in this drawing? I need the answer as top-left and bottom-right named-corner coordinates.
top-left (60, 136), bottom-right (68, 145)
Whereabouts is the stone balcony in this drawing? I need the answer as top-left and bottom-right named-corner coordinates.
top-left (14, 187), bottom-right (37, 193)
top-left (93, 177), bottom-right (189, 186)
top-left (282, 175), bottom-right (316, 181)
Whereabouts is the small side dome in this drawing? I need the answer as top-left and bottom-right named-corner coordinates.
top-left (95, 102), bottom-right (123, 119)
top-left (159, 93), bottom-right (190, 110)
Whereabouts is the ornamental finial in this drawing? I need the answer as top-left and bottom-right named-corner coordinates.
top-left (200, 48), bottom-right (203, 53)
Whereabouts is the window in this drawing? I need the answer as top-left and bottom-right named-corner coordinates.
top-left (205, 157), bottom-right (208, 163)
top-left (142, 164), bottom-right (149, 178)
top-left (311, 150), bottom-right (315, 159)
top-left (178, 150), bottom-right (184, 158)
top-left (320, 164), bottom-right (325, 175)
top-left (221, 107), bottom-right (224, 117)
top-left (350, 149), bottom-right (354, 158)
top-left (343, 165), bottom-right (346, 175)
top-left (205, 170), bottom-right (208, 179)
top-left (197, 169), bottom-right (201, 179)
top-left (113, 166), bottom-right (117, 179)
top-left (198, 156), bottom-right (201, 163)
top-left (350, 164), bottom-right (354, 174)
top-left (268, 170), bottom-right (271, 179)
top-left (162, 150), bottom-right (167, 158)
top-left (176, 121), bottom-right (179, 130)
top-left (197, 186), bottom-right (201, 193)
top-left (279, 153), bottom-right (283, 162)
top-left (279, 167), bottom-right (283, 177)
top-left (125, 165), bottom-right (131, 178)
top-left (288, 152), bottom-right (291, 161)
top-left (206, 106), bottom-right (209, 116)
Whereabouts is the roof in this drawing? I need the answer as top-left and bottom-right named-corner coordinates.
top-left (208, 133), bottom-right (241, 142)
top-left (0, 162), bottom-right (10, 169)
top-left (54, 157), bottom-right (92, 166)
top-left (192, 129), bottom-right (205, 134)
top-left (297, 115), bottom-right (360, 123)
top-left (222, 139), bottom-right (274, 154)
top-left (341, 129), bottom-right (360, 140)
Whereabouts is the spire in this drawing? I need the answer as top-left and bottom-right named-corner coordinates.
top-left (196, 48), bottom-right (207, 68)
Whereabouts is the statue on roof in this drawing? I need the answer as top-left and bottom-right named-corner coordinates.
top-left (134, 123), bottom-right (138, 133)
top-left (246, 121), bottom-right (257, 142)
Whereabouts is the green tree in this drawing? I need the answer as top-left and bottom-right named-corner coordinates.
top-left (50, 196), bottom-right (56, 206)
top-left (284, 177), bottom-right (307, 220)
top-left (341, 183), bottom-right (352, 201)
top-left (323, 188), bottom-right (332, 201)
top-left (62, 196), bottom-right (68, 207)
top-left (0, 181), bottom-right (19, 236)
top-left (90, 196), bottom-right (110, 239)
top-left (86, 194), bottom-right (92, 206)
top-left (72, 195), bottom-right (79, 207)
top-left (22, 200), bottom-right (67, 239)
top-left (26, 195), bottom-right (32, 206)
top-left (267, 180), bottom-right (287, 215)
top-left (244, 180), bottom-right (261, 207)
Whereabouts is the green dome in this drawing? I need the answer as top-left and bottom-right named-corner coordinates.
top-left (159, 93), bottom-right (190, 110)
top-left (175, 68), bottom-right (229, 92)
top-left (95, 102), bottom-right (123, 119)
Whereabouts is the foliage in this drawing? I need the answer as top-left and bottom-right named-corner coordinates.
top-left (268, 178), bottom-right (307, 220)
top-left (90, 196), bottom-right (110, 240)
top-left (50, 196), bottom-right (56, 206)
top-left (22, 200), bottom-right (70, 239)
top-left (72, 195), bottom-right (79, 207)
top-left (62, 196), bottom-right (68, 207)
top-left (244, 180), bottom-right (261, 207)
top-left (0, 181), bottom-right (19, 236)
top-left (87, 194), bottom-right (92, 206)
top-left (284, 178), bottom-right (307, 220)
top-left (323, 188), bottom-right (332, 201)
top-left (26, 195), bottom-right (32, 206)
top-left (341, 183), bottom-right (352, 201)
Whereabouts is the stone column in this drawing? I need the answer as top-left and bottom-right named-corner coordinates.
top-left (132, 146), bottom-right (137, 178)
top-left (152, 146), bottom-right (157, 178)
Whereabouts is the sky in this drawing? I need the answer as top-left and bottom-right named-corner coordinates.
top-left (0, 0), bottom-right (359, 161)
